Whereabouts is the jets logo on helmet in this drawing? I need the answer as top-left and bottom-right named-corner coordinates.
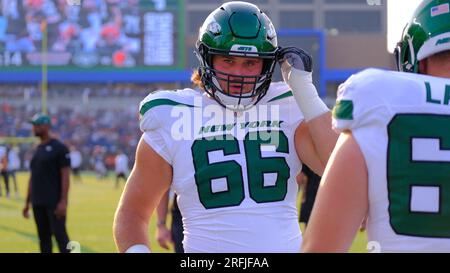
top-left (230, 44), bottom-right (258, 56)
top-left (395, 0), bottom-right (450, 73)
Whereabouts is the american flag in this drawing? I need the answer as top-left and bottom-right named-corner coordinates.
top-left (431, 3), bottom-right (449, 17)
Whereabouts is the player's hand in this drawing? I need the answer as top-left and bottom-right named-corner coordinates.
top-left (54, 200), bottom-right (68, 219)
top-left (277, 46), bottom-right (313, 84)
top-left (156, 225), bottom-right (173, 250)
top-left (276, 46), bottom-right (328, 122)
top-left (22, 204), bottom-right (30, 219)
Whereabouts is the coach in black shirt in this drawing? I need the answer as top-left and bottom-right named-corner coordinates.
top-left (22, 113), bottom-right (71, 253)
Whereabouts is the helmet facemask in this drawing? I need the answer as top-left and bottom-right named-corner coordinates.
top-left (394, 24), bottom-right (418, 73)
top-left (196, 42), bottom-right (278, 111)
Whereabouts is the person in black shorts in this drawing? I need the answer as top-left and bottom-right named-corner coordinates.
top-left (22, 113), bottom-right (72, 253)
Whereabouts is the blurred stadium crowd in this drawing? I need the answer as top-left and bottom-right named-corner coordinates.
top-left (2, 0), bottom-right (142, 67)
top-left (0, 83), bottom-right (182, 172)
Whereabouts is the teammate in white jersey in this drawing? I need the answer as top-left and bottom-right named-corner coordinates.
top-left (303, 0), bottom-right (450, 252)
top-left (114, 1), bottom-right (338, 253)
top-left (114, 151), bottom-right (129, 189)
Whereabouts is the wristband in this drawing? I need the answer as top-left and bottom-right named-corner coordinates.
top-left (282, 63), bottom-right (329, 121)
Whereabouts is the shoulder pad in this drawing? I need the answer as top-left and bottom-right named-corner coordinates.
top-left (139, 89), bottom-right (198, 132)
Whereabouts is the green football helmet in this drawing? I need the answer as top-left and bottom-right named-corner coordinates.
top-left (195, 1), bottom-right (279, 110)
top-left (395, 0), bottom-right (450, 73)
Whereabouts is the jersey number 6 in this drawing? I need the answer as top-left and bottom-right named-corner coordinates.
top-left (191, 130), bottom-right (290, 209)
top-left (388, 114), bottom-right (450, 238)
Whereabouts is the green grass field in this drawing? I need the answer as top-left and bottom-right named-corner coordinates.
top-left (0, 172), bottom-right (367, 253)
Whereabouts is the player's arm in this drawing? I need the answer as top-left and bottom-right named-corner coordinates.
top-left (302, 131), bottom-right (368, 252)
top-left (54, 166), bottom-right (70, 219)
top-left (55, 146), bottom-right (71, 218)
top-left (278, 47), bottom-right (338, 166)
top-left (156, 190), bottom-right (173, 250)
top-left (156, 191), bottom-right (169, 225)
top-left (60, 166), bottom-right (70, 202)
top-left (294, 122), bottom-right (326, 176)
top-left (22, 177), bottom-right (32, 219)
top-left (113, 136), bottom-right (172, 253)
top-left (1, 155), bottom-right (7, 171)
top-left (306, 112), bottom-right (339, 166)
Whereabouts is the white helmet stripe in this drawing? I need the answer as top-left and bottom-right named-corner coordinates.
top-left (417, 32), bottom-right (450, 60)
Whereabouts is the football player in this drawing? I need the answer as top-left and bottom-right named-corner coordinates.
top-left (303, 0), bottom-right (450, 252)
top-left (114, 1), bottom-right (338, 253)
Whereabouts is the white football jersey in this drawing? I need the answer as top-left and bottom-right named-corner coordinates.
top-left (70, 150), bottom-right (82, 169)
top-left (333, 68), bottom-right (450, 252)
top-left (8, 149), bottom-right (20, 170)
top-left (115, 154), bottom-right (129, 174)
top-left (139, 82), bottom-right (304, 253)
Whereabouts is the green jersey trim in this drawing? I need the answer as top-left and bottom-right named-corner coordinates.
top-left (140, 99), bottom-right (196, 116)
top-left (333, 100), bottom-right (354, 120)
top-left (267, 91), bottom-right (293, 102)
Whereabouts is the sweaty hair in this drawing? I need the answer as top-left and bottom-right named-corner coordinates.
top-left (191, 69), bottom-right (205, 90)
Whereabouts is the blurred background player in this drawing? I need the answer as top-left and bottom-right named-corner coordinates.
top-left (93, 145), bottom-right (107, 179)
top-left (114, 1), bottom-right (338, 253)
top-left (7, 146), bottom-right (21, 197)
top-left (303, 0), bottom-right (450, 252)
top-left (114, 150), bottom-right (129, 189)
top-left (0, 145), bottom-right (9, 198)
top-left (23, 113), bottom-right (72, 253)
top-left (69, 145), bottom-right (83, 183)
